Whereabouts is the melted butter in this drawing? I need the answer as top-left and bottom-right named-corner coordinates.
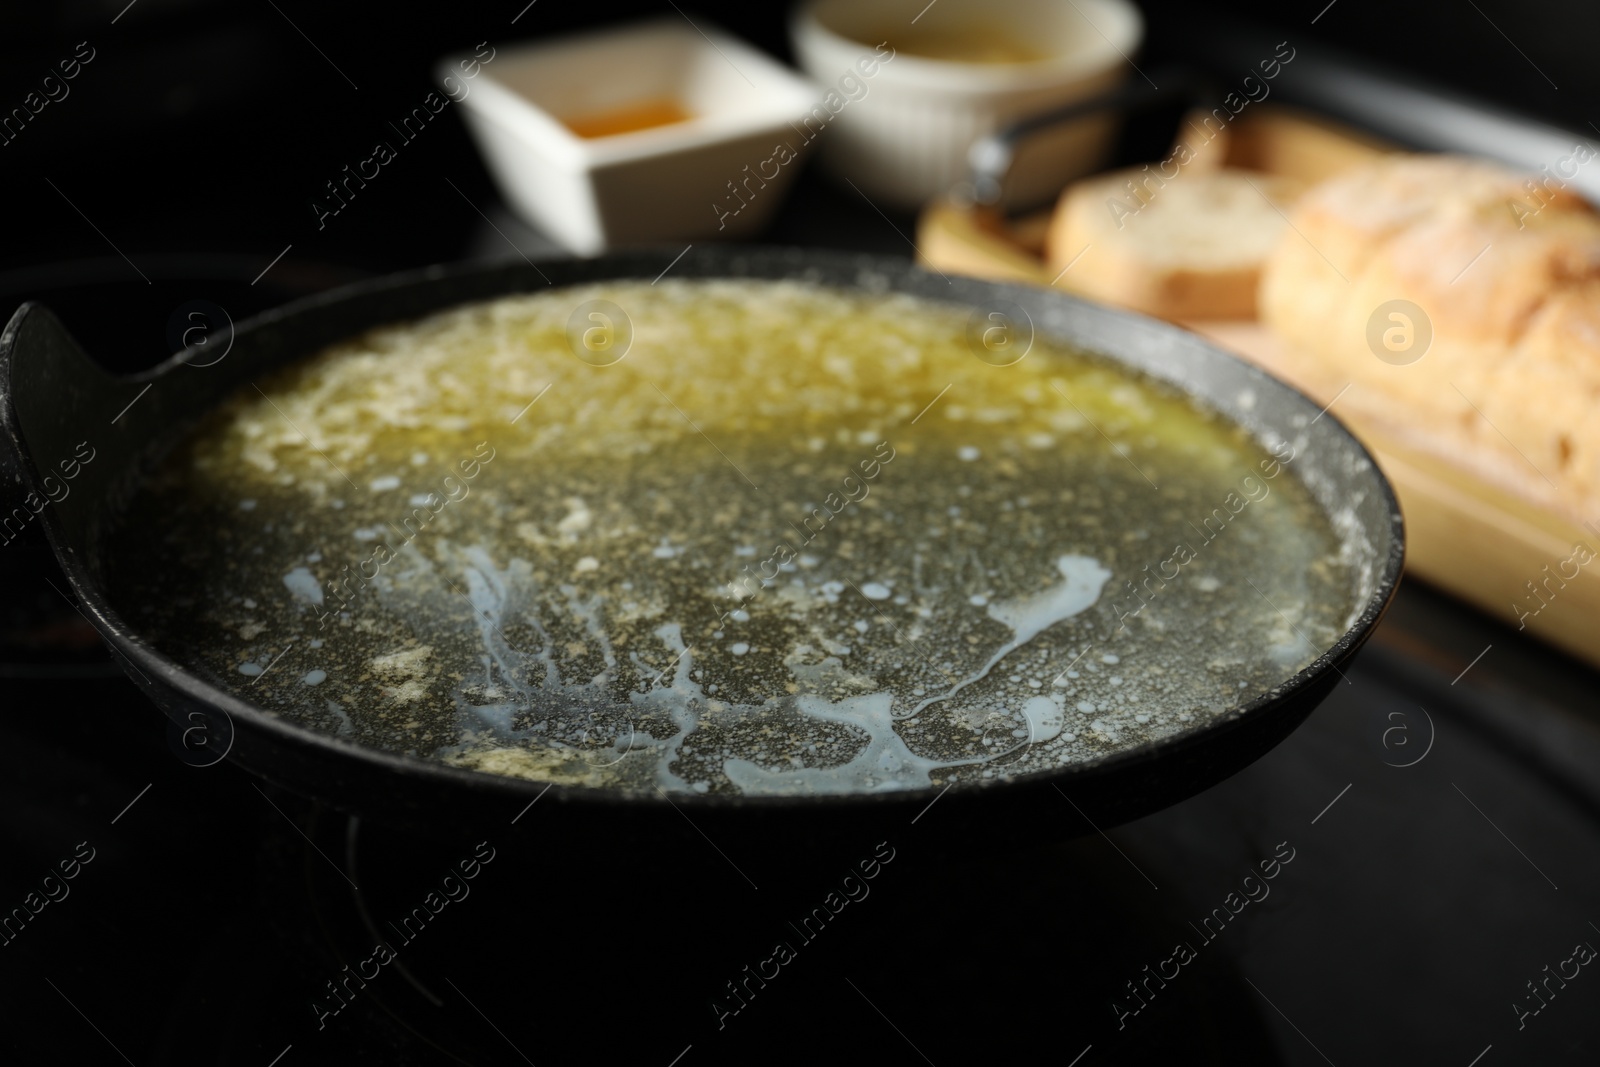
top-left (108, 279), bottom-right (1357, 796)
top-left (878, 27), bottom-right (1052, 64)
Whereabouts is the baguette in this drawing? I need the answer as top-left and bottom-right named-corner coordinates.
top-left (1047, 168), bottom-right (1302, 320)
top-left (1259, 154), bottom-right (1600, 516)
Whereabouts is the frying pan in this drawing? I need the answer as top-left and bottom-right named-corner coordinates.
top-left (0, 246), bottom-right (1403, 848)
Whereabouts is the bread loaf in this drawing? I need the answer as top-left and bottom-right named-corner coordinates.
top-left (1047, 168), bottom-right (1302, 320)
top-left (1258, 154), bottom-right (1600, 515)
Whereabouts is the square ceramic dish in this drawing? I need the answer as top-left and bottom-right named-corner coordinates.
top-left (441, 19), bottom-right (819, 254)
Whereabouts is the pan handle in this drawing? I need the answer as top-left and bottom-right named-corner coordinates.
top-left (963, 65), bottom-right (1219, 208)
top-left (0, 302), bottom-right (129, 548)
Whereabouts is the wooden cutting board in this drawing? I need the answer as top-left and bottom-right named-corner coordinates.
top-left (914, 108), bottom-right (1600, 666)
top-left (1187, 321), bottom-right (1600, 667)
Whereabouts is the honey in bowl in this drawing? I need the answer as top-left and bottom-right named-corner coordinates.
top-left (561, 98), bottom-right (694, 139)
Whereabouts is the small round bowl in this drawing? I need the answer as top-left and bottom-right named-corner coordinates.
top-left (790, 0), bottom-right (1144, 209)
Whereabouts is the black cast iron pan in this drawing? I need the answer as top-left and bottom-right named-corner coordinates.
top-left (0, 246), bottom-right (1403, 851)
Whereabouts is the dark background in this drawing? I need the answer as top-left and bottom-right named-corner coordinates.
top-left (0, 0), bottom-right (1592, 282)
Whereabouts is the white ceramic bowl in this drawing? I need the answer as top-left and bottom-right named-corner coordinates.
top-left (790, 0), bottom-right (1144, 209)
top-left (442, 19), bottom-right (819, 255)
